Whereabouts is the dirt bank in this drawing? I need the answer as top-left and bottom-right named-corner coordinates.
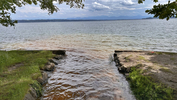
top-left (114, 50), bottom-right (177, 99)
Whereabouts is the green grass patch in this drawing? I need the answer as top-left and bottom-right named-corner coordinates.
top-left (159, 68), bottom-right (172, 73)
top-left (138, 56), bottom-right (146, 60)
top-left (128, 67), bottom-right (174, 100)
top-left (155, 52), bottom-right (163, 55)
top-left (0, 50), bottom-right (55, 100)
top-left (163, 52), bottom-right (177, 55)
top-left (148, 52), bottom-right (177, 55)
top-left (142, 66), bottom-right (152, 74)
top-left (155, 52), bottom-right (177, 55)
top-left (124, 55), bottom-right (132, 62)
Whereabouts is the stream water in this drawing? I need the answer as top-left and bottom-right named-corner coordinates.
top-left (1, 19), bottom-right (177, 100)
top-left (41, 50), bottom-right (135, 100)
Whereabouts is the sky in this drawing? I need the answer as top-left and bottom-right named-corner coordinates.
top-left (11, 0), bottom-right (169, 20)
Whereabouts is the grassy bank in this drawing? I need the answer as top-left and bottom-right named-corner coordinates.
top-left (128, 66), bottom-right (174, 100)
top-left (0, 50), bottom-right (55, 100)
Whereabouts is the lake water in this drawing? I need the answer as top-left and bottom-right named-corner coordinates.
top-left (1, 19), bottom-right (177, 100)
top-left (1, 19), bottom-right (177, 54)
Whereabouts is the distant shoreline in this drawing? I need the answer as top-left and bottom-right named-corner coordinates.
top-left (16, 19), bottom-right (152, 23)
top-left (16, 17), bottom-right (177, 23)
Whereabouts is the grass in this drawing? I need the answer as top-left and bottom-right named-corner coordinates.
top-left (138, 56), bottom-right (146, 60)
top-left (124, 55), bottom-right (132, 62)
top-left (127, 67), bottom-right (174, 100)
top-left (163, 52), bottom-right (177, 55)
top-left (158, 65), bottom-right (173, 73)
top-left (155, 52), bottom-right (163, 55)
top-left (155, 52), bottom-right (177, 55)
top-left (159, 68), bottom-right (172, 73)
top-left (141, 66), bottom-right (152, 74)
top-left (0, 50), bottom-right (55, 100)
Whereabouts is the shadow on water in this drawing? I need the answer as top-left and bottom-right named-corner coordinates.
top-left (40, 51), bottom-right (136, 100)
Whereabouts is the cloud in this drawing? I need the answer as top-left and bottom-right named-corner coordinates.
top-left (98, 0), bottom-right (119, 2)
top-left (91, 2), bottom-right (110, 11)
top-left (98, 0), bottom-right (135, 5)
top-left (12, 0), bottom-right (162, 19)
top-left (120, 0), bottom-right (135, 6)
top-left (16, 5), bottom-right (48, 13)
top-left (87, 0), bottom-right (137, 12)
top-left (118, 7), bottom-right (136, 10)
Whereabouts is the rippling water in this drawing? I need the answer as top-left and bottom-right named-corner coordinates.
top-left (1, 19), bottom-right (177, 53)
top-left (41, 51), bottom-right (135, 100)
top-left (1, 19), bottom-right (177, 100)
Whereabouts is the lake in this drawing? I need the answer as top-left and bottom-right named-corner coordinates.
top-left (1, 19), bottom-right (177, 53)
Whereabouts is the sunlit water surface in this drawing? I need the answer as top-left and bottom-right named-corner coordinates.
top-left (1, 19), bottom-right (177, 100)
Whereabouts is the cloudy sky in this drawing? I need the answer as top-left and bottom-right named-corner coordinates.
top-left (11, 0), bottom-right (169, 20)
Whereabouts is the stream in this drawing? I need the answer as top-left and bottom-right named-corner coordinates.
top-left (40, 50), bottom-right (135, 100)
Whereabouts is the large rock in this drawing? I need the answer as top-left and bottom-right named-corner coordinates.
top-left (42, 72), bottom-right (48, 83)
top-left (29, 87), bottom-right (37, 98)
top-left (49, 59), bottom-right (58, 65)
top-left (44, 63), bottom-right (55, 71)
top-left (23, 87), bottom-right (38, 100)
top-left (37, 72), bottom-right (48, 85)
top-left (23, 92), bottom-right (35, 100)
top-left (42, 72), bottom-right (48, 80)
top-left (36, 76), bottom-right (43, 85)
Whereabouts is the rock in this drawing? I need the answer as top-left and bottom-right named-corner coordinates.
top-left (36, 72), bottom-right (48, 85)
top-left (118, 66), bottom-right (121, 71)
top-left (42, 72), bottom-right (48, 83)
top-left (114, 53), bottom-right (132, 74)
top-left (114, 53), bottom-right (122, 67)
top-left (54, 55), bottom-right (64, 60)
top-left (49, 59), bottom-right (58, 65)
top-left (36, 76), bottom-right (43, 85)
top-left (44, 63), bottom-right (55, 71)
top-left (114, 53), bottom-right (117, 58)
top-left (118, 66), bottom-right (128, 73)
top-left (126, 67), bottom-right (131, 73)
top-left (29, 87), bottom-right (37, 98)
top-left (52, 50), bottom-right (66, 55)
top-left (23, 92), bottom-right (35, 100)
top-left (23, 87), bottom-right (38, 100)
top-left (121, 66), bottom-right (126, 73)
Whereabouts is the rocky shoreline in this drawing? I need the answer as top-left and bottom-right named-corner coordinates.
top-left (24, 50), bottom-right (66, 100)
